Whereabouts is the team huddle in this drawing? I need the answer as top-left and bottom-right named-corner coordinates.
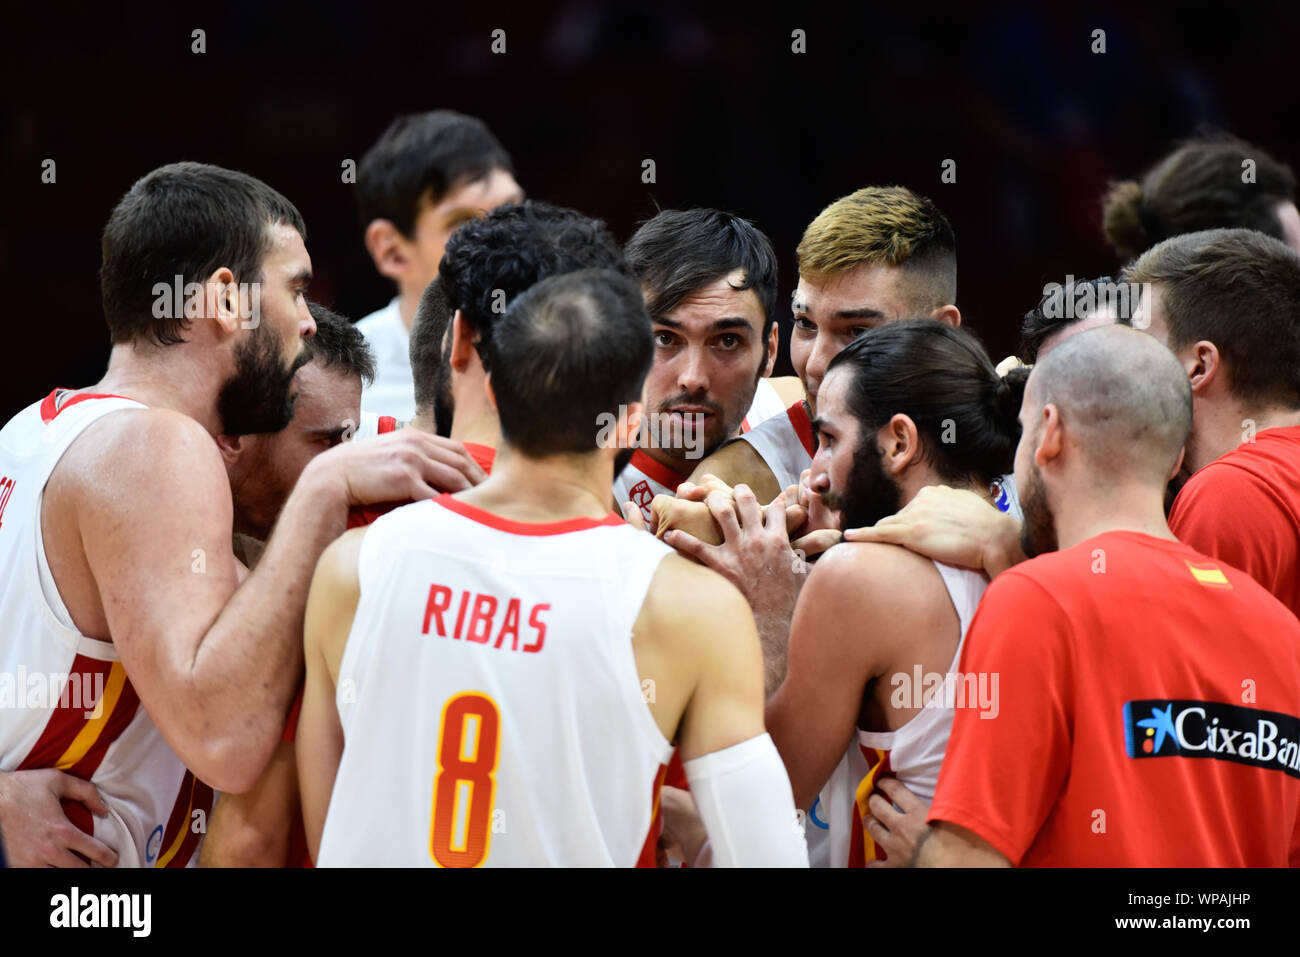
top-left (1, 111), bottom-right (1299, 868)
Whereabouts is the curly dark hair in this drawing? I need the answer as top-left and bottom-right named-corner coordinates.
top-left (438, 200), bottom-right (631, 367)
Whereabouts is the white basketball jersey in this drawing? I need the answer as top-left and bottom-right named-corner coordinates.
top-left (316, 494), bottom-right (676, 867)
top-left (613, 378), bottom-right (792, 522)
top-left (0, 390), bottom-right (211, 867)
top-left (814, 560), bottom-right (987, 867)
top-left (737, 400), bottom-right (817, 491)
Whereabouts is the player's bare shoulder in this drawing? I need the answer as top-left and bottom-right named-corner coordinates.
top-left (56, 405), bottom-right (226, 493)
top-left (686, 436), bottom-right (774, 493)
top-left (804, 539), bottom-right (949, 627)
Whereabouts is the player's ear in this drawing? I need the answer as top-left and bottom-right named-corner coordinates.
top-left (1035, 403), bottom-right (1064, 466)
top-left (449, 311), bottom-right (479, 372)
top-left (882, 414), bottom-right (921, 475)
top-left (763, 322), bottom-right (778, 377)
top-left (930, 304), bottom-right (961, 327)
top-left (364, 219), bottom-right (413, 283)
top-left (1168, 445), bottom-right (1187, 483)
top-left (1185, 340), bottom-right (1220, 395)
top-left (204, 267), bottom-right (242, 335)
top-left (213, 431), bottom-right (247, 466)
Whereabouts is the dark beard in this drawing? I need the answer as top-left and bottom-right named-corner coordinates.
top-left (218, 323), bottom-right (302, 436)
top-left (1018, 463), bottom-right (1059, 558)
top-left (821, 441), bottom-right (903, 531)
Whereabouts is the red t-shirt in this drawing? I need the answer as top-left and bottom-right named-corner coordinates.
top-left (1169, 424), bottom-right (1300, 619)
top-left (929, 530), bottom-right (1300, 867)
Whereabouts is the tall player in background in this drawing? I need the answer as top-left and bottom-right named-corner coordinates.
top-left (614, 209), bottom-right (802, 520)
top-left (298, 269), bottom-right (808, 867)
top-left (0, 163), bottom-right (467, 867)
top-left (355, 111), bottom-right (524, 421)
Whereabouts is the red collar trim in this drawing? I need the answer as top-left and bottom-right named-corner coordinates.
top-left (786, 400), bottom-right (816, 457)
top-left (462, 441), bottom-right (497, 475)
top-left (434, 493), bottom-right (623, 536)
top-left (40, 389), bottom-right (136, 425)
top-left (628, 449), bottom-right (686, 492)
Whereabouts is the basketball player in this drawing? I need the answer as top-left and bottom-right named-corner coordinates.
top-left (0, 162), bottom-right (472, 867)
top-left (1017, 275), bottom-right (1133, 365)
top-left (355, 111), bottom-right (524, 419)
top-left (765, 321), bottom-right (1022, 867)
top-left (872, 326), bottom-right (1300, 866)
top-left (1102, 133), bottom-right (1300, 261)
top-left (221, 303), bottom-right (376, 568)
top-left (685, 186), bottom-right (962, 504)
top-left (432, 200), bottom-right (635, 476)
top-left (298, 269), bottom-right (808, 867)
top-left (614, 209), bottom-right (803, 521)
top-left (1123, 229), bottom-right (1300, 617)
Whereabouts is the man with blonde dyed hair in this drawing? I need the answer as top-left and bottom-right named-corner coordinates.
top-left (685, 186), bottom-right (960, 503)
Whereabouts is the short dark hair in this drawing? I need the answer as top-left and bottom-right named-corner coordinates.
top-left (489, 268), bottom-right (653, 458)
top-left (305, 302), bottom-right (375, 387)
top-left (100, 162), bottom-right (307, 347)
top-left (1102, 133), bottom-right (1297, 260)
top-left (356, 111), bottom-right (514, 237)
top-left (410, 277), bottom-right (454, 413)
top-left (625, 209), bottom-right (779, 339)
top-left (1019, 275), bottom-right (1135, 364)
top-left (827, 319), bottom-right (1025, 489)
top-left (439, 200), bottom-right (631, 366)
top-left (1122, 228), bottom-right (1300, 408)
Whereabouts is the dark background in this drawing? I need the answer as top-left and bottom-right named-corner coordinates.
top-left (4, 1), bottom-right (1299, 420)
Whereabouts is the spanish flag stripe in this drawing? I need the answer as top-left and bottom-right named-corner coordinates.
top-left (166, 780), bottom-right (214, 868)
top-left (849, 747), bottom-right (892, 867)
top-left (156, 772), bottom-right (197, 868)
top-left (16, 656), bottom-right (116, 772)
top-left (66, 669), bottom-right (140, 779)
top-left (635, 763), bottom-right (670, 868)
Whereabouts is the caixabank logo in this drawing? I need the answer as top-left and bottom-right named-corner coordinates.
top-left (1124, 699), bottom-right (1300, 778)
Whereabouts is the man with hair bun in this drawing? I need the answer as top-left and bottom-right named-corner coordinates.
top-left (760, 320), bottom-right (1023, 867)
top-left (1101, 133), bottom-right (1300, 260)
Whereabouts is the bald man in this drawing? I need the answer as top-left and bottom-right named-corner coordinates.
top-left (867, 326), bottom-right (1300, 866)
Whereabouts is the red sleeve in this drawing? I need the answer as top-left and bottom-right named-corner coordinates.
top-left (1169, 464), bottom-right (1290, 596)
top-left (927, 571), bottom-right (1074, 865)
top-left (282, 682), bottom-right (305, 742)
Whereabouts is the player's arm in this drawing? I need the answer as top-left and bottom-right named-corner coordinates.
top-left (296, 527), bottom-right (365, 864)
top-left (72, 412), bottom-right (463, 793)
top-left (200, 740), bottom-right (299, 867)
top-left (644, 557), bottom-right (807, 866)
top-left (914, 821), bottom-right (1012, 867)
top-left (686, 438), bottom-right (783, 506)
top-left (765, 545), bottom-right (896, 810)
top-left (846, 485), bottom-right (1025, 578)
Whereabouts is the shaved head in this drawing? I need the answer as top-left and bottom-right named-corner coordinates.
top-left (1029, 324), bottom-right (1192, 483)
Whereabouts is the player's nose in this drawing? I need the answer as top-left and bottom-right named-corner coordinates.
top-left (677, 350), bottom-right (710, 393)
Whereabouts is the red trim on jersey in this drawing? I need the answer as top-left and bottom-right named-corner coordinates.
top-left (282, 683), bottom-right (305, 742)
top-left (433, 493), bottom-right (624, 535)
top-left (740, 416), bottom-right (751, 433)
top-left (377, 415), bottom-right (398, 434)
top-left (786, 400), bottom-right (816, 458)
top-left (39, 389), bottom-right (135, 425)
top-left (16, 656), bottom-right (117, 771)
top-left (636, 762), bottom-right (670, 867)
top-left (463, 441), bottom-right (497, 475)
top-left (65, 677), bottom-right (141, 780)
top-left (628, 450), bottom-right (685, 493)
top-left (346, 500), bottom-right (410, 528)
